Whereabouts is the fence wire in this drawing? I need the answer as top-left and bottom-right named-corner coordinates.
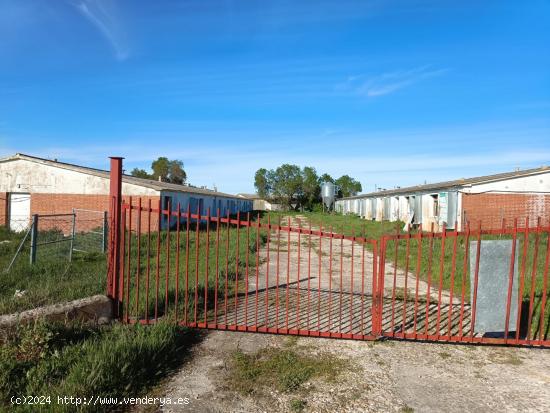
top-left (72, 209), bottom-right (108, 254)
top-left (34, 214), bottom-right (75, 262)
top-left (2, 209), bottom-right (108, 272)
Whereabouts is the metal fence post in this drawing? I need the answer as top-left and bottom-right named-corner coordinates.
top-left (68, 209), bottom-right (76, 262)
top-left (102, 210), bottom-right (108, 254)
top-left (29, 214), bottom-right (38, 265)
top-left (107, 157), bottom-right (123, 316)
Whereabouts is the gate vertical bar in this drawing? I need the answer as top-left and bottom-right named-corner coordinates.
top-left (107, 156), bottom-right (123, 318)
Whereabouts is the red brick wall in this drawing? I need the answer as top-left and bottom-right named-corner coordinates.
top-left (462, 193), bottom-right (550, 229)
top-left (30, 194), bottom-right (161, 232)
top-left (0, 192), bottom-right (7, 227)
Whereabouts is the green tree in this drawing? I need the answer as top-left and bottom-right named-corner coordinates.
top-left (335, 175), bottom-right (362, 198)
top-left (254, 168), bottom-right (270, 198)
top-left (301, 166), bottom-right (320, 210)
top-left (151, 157), bottom-right (186, 184)
top-left (320, 173), bottom-right (334, 183)
top-left (271, 164), bottom-right (303, 209)
top-left (130, 168), bottom-right (152, 179)
top-left (168, 159), bottom-right (186, 184)
top-left (151, 157), bottom-right (170, 181)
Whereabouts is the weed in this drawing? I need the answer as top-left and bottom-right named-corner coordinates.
top-left (488, 351), bottom-right (523, 366)
top-left (227, 348), bottom-right (347, 395)
top-left (290, 398), bottom-right (307, 412)
top-left (284, 336), bottom-right (299, 348)
top-left (0, 321), bottom-right (193, 412)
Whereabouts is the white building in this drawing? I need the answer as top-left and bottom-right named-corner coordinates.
top-left (335, 167), bottom-right (550, 231)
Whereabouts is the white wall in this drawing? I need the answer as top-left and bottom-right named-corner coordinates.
top-left (466, 171), bottom-right (550, 193)
top-left (421, 193), bottom-right (438, 231)
top-left (398, 196), bottom-right (409, 221)
top-left (0, 159), bottom-right (158, 196)
top-left (375, 198), bottom-right (384, 221)
top-left (390, 197), bottom-right (400, 221)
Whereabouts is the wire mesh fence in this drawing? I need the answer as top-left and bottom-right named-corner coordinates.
top-left (3, 209), bottom-right (108, 272)
top-left (72, 209), bottom-right (108, 254)
top-left (32, 213), bottom-right (75, 263)
top-left (8, 216), bottom-right (31, 233)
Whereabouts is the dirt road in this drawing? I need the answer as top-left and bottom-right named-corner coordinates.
top-left (153, 215), bottom-right (550, 412)
top-left (158, 330), bottom-right (550, 413)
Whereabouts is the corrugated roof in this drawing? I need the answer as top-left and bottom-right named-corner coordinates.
top-left (1, 153), bottom-right (240, 198)
top-left (339, 166), bottom-right (550, 200)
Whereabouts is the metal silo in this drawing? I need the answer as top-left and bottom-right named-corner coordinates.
top-left (321, 182), bottom-right (337, 212)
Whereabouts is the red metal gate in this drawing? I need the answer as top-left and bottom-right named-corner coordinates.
top-left (107, 197), bottom-right (380, 340)
top-left (105, 159), bottom-right (549, 347)
top-left (377, 221), bottom-right (550, 347)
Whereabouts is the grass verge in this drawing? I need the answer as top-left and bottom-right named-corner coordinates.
top-left (0, 320), bottom-right (194, 412)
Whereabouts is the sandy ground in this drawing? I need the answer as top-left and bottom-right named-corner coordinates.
top-left (150, 215), bottom-right (550, 412)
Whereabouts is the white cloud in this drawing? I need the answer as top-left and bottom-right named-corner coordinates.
top-left (74, 0), bottom-right (129, 61)
top-left (341, 66), bottom-right (449, 97)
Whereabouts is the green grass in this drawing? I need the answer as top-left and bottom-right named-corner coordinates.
top-left (226, 347), bottom-right (348, 395)
top-left (384, 230), bottom-right (550, 337)
top-left (263, 211), bottom-right (401, 240)
top-left (0, 227), bottom-right (106, 314)
top-left (0, 320), bottom-right (193, 412)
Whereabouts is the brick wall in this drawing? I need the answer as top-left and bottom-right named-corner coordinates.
top-left (462, 193), bottom-right (550, 229)
top-left (0, 192), bottom-right (7, 227)
top-left (30, 194), bottom-right (161, 232)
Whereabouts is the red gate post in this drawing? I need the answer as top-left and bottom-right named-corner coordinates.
top-left (107, 157), bottom-right (124, 317)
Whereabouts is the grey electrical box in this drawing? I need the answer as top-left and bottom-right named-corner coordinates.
top-left (469, 240), bottom-right (518, 335)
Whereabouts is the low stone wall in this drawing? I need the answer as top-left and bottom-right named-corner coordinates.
top-left (0, 295), bottom-right (114, 330)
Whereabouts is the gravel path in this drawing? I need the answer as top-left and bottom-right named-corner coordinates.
top-left (152, 215), bottom-right (550, 412)
top-left (158, 330), bottom-right (550, 413)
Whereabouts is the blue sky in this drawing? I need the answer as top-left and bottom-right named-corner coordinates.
top-left (0, 0), bottom-right (549, 194)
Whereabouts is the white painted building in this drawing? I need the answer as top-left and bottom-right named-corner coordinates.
top-left (335, 167), bottom-right (550, 231)
top-left (0, 153), bottom-right (253, 231)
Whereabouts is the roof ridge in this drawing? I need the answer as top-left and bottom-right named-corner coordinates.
top-left (339, 165), bottom-right (550, 200)
top-left (2, 153), bottom-right (238, 198)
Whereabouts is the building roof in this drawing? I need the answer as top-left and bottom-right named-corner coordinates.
top-left (339, 165), bottom-right (550, 200)
top-left (1, 153), bottom-right (239, 198)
